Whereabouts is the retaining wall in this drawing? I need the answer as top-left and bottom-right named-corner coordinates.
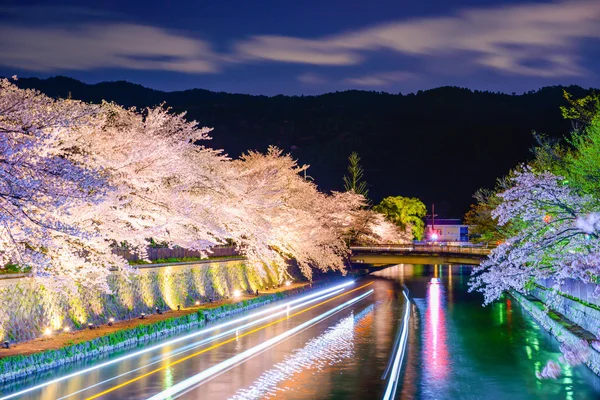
top-left (531, 287), bottom-right (600, 336)
top-left (0, 260), bottom-right (278, 343)
top-left (511, 291), bottom-right (600, 377)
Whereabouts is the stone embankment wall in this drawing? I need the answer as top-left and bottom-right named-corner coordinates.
top-left (0, 260), bottom-right (278, 343)
top-left (531, 286), bottom-right (600, 336)
top-left (512, 291), bottom-right (600, 377)
top-left (0, 288), bottom-right (308, 383)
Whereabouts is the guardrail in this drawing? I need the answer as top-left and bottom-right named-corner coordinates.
top-left (350, 244), bottom-right (491, 256)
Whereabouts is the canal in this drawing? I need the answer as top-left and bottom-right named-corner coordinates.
top-left (2, 264), bottom-right (600, 399)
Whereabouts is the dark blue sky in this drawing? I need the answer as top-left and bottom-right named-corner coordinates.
top-left (1, 0), bottom-right (599, 95)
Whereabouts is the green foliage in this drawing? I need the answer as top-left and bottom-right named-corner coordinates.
top-left (373, 196), bottom-right (426, 240)
top-left (529, 94), bottom-right (600, 198)
top-left (0, 264), bottom-right (30, 274)
top-left (561, 117), bottom-right (600, 198)
top-left (343, 152), bottom-right (368, 199)
top-left (560, 90), bottom-right (600, 130)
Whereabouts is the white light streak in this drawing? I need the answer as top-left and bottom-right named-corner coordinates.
top-left (382, 288), bottom-right (410, 400)
top-left (232, 304), bottom-right (374, 399)
top-left (147, 289), bottom-right (374, 400)
top-left (0, 280), bottom-right (354, 400)
top-left (57, 287), bottom-right (346, 400)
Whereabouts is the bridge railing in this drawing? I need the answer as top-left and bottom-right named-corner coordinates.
top-left (350, 244), bottom-right (491, 256)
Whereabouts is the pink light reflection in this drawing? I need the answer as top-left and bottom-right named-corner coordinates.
top-left (425, 281), bottom-right (448, 380)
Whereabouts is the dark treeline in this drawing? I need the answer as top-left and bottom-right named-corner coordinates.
top-left (13, 76), bottom-right (593, 216)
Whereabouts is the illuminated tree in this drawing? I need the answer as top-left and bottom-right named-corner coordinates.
top-left (343, 152), bottom-right (368, 198)
top-left (469, 168), bottom-right (600, 305)
top-left (373, 196), bottom-right (426, 240)
top-left (227, 147), bottom-right (410, 280)
top-left (0, 79), bottom-right (410, 292)
top-left (0, 78), bottom-right (128, 291)
top-left (560, 90), bottom-right (599, 131)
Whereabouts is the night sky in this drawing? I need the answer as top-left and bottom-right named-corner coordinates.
top-left (1, 0), bottom-right (600, 95)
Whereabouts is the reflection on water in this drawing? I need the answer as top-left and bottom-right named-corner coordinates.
top-left (373, 264), bottom-right (600, 400)
top-left (425, 279), bottom-right (448, 382)
top-left (4, 264), bottom-right (600, 400)
top-left (231, 305), bottom-right (374, 399)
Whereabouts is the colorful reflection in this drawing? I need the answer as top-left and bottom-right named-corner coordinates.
top-left (231, 305), bottom-right (374, 399)
top-left (424, 279), bottom-right (449, 381)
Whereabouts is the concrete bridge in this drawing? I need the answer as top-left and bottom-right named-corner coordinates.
top-left (350, 244), bottom-right (490, 266)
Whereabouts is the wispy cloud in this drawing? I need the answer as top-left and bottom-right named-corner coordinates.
top-left (1, 1), bottom-right (599, 79)
top-left (234, 0), bottom-right (600, 77)
top-left (297, 72), bottom-right (328, 84)
top-left (0, 22), bottom-right (220, 73)
top-left (345, 71), bottom-right (414, 87)
top-left (233, 36), bottom-right (362, 66)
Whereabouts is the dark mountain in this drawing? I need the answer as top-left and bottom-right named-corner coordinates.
top-left (13, 76), bottom-right (592, 217)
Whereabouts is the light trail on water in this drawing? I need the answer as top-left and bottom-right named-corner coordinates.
top-left (382, 287), bottom-right (410, 400)
top-left (147, 289), bottom-right (375, 400)
top-left (84, 282), bottom-right (374, 400)
top-left (57, 288), bottom-right (347, 400)
top-left (231, 304), bottom-right (375, 400)
top-left (0, 280), bottom-right (355, 400)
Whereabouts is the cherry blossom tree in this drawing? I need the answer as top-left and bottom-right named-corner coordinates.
top-left (69, 101), bottom-right (232, 254)
top-left (1, 80), bottom-right (233, 291)
top-left (0, 78), bottom-right (124, 291)
top-left (223, 148), bottom-right (410, 280)
top-left (1, 79), bottom-right (411, 292)
top-left (227, 147), bottom-right (357, 280)
top-left (470, 167), bottom-right (600, 305)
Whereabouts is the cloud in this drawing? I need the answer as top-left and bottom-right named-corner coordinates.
top-left (0, 23), bottom-right (220, 73)
top-left (297, 72), bottom-right (328, 84)
top-left (233, 36), bottom-right (361, 66)
top-left (2, 1), bottom-right (600, 79)
top-left (234, 0), bottom-right (600, 77)
top-left (345, 71), bottom-right (414, 87)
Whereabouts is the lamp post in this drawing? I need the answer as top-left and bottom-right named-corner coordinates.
top-left (427, 203), bottom-right (438, 241)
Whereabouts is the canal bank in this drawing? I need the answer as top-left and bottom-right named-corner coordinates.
top-left (510, 290), bottom-right (600, 376)
top-left (0, 282), bottom-right (312, 383)
top-left (375, 264), bottom-right (600, 399)
top-left (2, 264), bottom-right (600, 399)
top-left (0, 258), bottom-right (285, 344)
